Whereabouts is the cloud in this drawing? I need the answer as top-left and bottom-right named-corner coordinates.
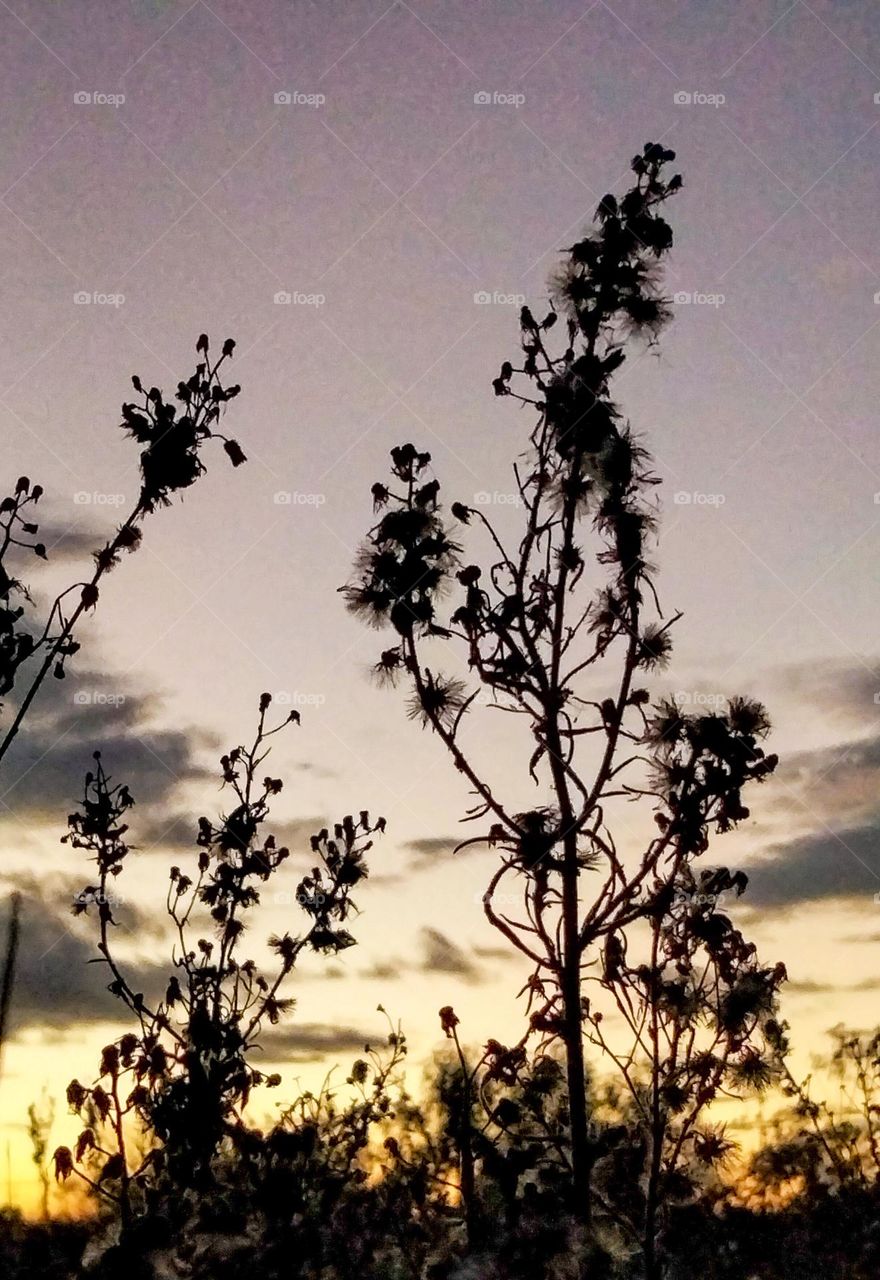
top-left (408, 837), bottom-right (457, 856)
top-left (253, 1022), bottom-right (377, 1065)
top-left (772, 658), bottom-right (880, 730)
top-left (473, 945), bottom-right (510, 961)
top-left (420, 927), bottom-right (480, 979)
top-left (290, 761), bottom-right (338, 782)
top-left (405, 836), bottom-right (459, 868)
top-left (360, 960), bottom-right (402, 981)
top-left (0, 868), bottom-right (352, 1046)
top-left (8, 505), bottom-right (120, 572)
top-left (1, 877), bottom-right (168, 1036)
top-left (784, 980), bottom-right (831, 995)
top-left (774, 734), bottom-right (880, 829)
top-left (394, 661), bottom-right (880, 915)
top-left (785, 978), bottom-right (880, 996)
top-left (403, 834), bottom-right (495, 871)
top-left (133, 811), bottom-right (324, 858)
top-left (30, 518), bottom-right (111, 564)
top-left (667, 656), bottom-right (880, 736)
top-left (271, 818), bottom-right (330, 854)
top-left (736, 660), bottom-right (880, 911)
top-left (0, 666), bottom-right (212, 825)
top-left (1, 870), bottom-right (169, 942)
top-left (744, 821), bottom-right (880, 909)
top-left (358, 928), bottom-right (504, 985)
top-left (133, 809), bottom-right (203, 851)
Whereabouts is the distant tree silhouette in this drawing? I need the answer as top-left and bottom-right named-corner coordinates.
top-left (0, 892), bottom-right (20, 1075)
top-left (344, 142), bottom-right (784, 1271)
top-left (747, 1025), bottom-right (880, 1200)
top-left (27, 1091), bottom-right (55, 1221)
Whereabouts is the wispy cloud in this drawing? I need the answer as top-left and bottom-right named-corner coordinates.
top-left (253, 1022), bottom-right (378, 1065)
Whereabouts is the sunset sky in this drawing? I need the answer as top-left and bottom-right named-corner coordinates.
top-left (1, 0), bottom-right (880, 1214)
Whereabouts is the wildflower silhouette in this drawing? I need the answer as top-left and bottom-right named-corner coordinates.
top-left (54, 692), bottom-right (385, 1269)
top-left (0, 334), bottom-right (245, 767)
top-left (344, 142), bottom-right (785, 1272)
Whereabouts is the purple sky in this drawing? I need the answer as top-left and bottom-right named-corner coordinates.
top-left (1, 0), bottom-right (880, 1211)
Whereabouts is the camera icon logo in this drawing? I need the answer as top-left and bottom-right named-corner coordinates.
top-left (874, 91), bottom-right (880, 105)
top-left (73, 91), bottom-right (92, 105)
top-left (473, 91), bottom-right (491, 105)
top-left (673, 291), bottom-right (692, 304)
top-left (674, 492), bottom-right (692, 505)
top-left (674, 91), bottom-right (692, 105)
top-left (274, 491), bottom-right (292, 505)
top-left (274, 91), bottom-right (292, 105)
top-left (74, 691), bottom-right (92, 705)
top-left (74, 291), bottom-right (91, 305)
top-left (473, 290), bottom-right (491, 304)
top-left (274, 291), bottom-right (292, 305)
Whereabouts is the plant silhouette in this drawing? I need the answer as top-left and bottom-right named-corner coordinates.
top-left (53, 693), bottom-right (385, 1273)
top-left (0, 335), bottom-right (246, 1084)
top-left (0, 333), bottom-right (245, 767)
top-left (0, 148), bottom-right (874, 1280)
top-left (344, 142), bottom-right (785, 1274)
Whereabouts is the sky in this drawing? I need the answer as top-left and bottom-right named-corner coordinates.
top-left (1, 0), bottom-right (880, 1214)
